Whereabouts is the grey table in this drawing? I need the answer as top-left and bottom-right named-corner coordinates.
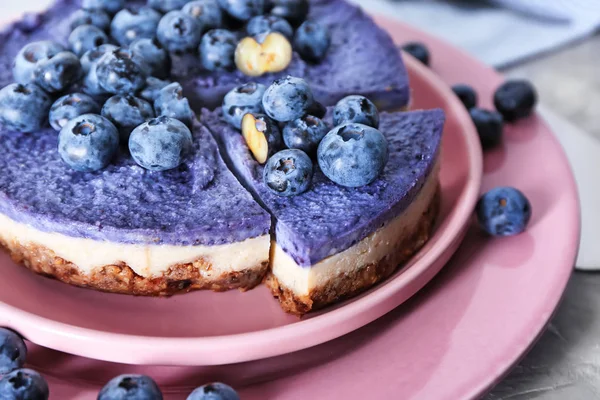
top-left (485, 38), bottom-right (600, 400)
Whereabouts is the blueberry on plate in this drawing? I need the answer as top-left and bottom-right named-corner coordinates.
top-left (268, 0), bottom-right (309, 27)
top-left (0, 328), bottom-right (27, 375)
top-left (294, 21), bottom-right (330, 63)
top-left (182, 0), bottom-right (224, 32)
top-left (401, 42), bottom-right (430, 66)
top-left (187, 384), bottom-right (239, 400)
top-left (139, 77), bottom-right (172, 102)
top-left (111, 7), bottom-right (163, 47)
top-left (80, 44), bottom-right (118, 74)
top-left (217, 0), bottom-right (265, 21)
top-left (98, 374), bottom-right (163, 400)
top-left (247, 15), bottom-right (293, 40)
top-left (82, 0), bottom-right (125, 15)
top-left (102, 95), bottom-right (155, 142)
top-left (199, 29), bottom-right (238, 72)
top-left (130, 38), bottom-right (171, 79)
top-left (222, 82), bottom-right (266, 129)
top-left (0, 369), bottom-right (49, 400)
top-left (242, 113), bottom-right (283, 164)
top-left (147, 0), bottom-right (190, 13)
top-left (0, 83), bottom-right (52, 133)
top-left (50, 93), bottom-right (101, 131)
top-left (157, 11), bottom-right (203, 53)
top-left (470, 107), bottom-right (503, 149)
top-left (264, 149), bottom-right (313, 197)
top-left (493, 79), bottom-right (537, 122)
top-left (68, 24), bottom-right (109, 57)
top-left (70, 8), bottom-right (111, 31)
top-left (476, 187), bottom-right (532, 236)
top-left (318, 123), bottom-right (389, 188)
top-left (129, 116), bottom-right (193, 171)
top-left (262, 76), bottom-right (314, 122)
top-left (283, 115), bottom-right (328, 154)
top-left (333, 95), bottom-right (379, 128)
top-left (451, 84), bottom-right (477, 110)
top-left (13, 40), bottom-right (65, 84)
top-left (33, 51), bottom-right (82, 93)
top-left (154, 82), bottom-right (195, 128)
top-left (96, 48), bottom-right (147, 95)
top-left (59, 114), bottom-right (119, 172)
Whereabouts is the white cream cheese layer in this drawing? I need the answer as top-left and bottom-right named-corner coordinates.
top-left (0, 212), bottom-right (270, 278)
top-left (271, 161), bottom-right (440, 296)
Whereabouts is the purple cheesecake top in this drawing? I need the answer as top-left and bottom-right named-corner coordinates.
top-left (203, 108), bottom-right (445, 266)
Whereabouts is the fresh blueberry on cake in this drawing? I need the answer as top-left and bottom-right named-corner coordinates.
top-left (82, 0), bottom-right (125, 15)
top-left (263, 75), bottom-right (314, 122)
top-left (200, 29), bottom-right (238, 72)
top-left (247, 15), bottom-right (294, 40)
top-left (70, 8), bottom-right (112, 32)
top-left (222, 82), bottom-right (267, 129)
top-left (294, 20), bottom-right (330, 63)
top-left (140, 76), bottom-right (172, 102)
top-left (148, 0), bottom-right (190, 13)
top-left (157, 10), bottom-right (203, 53)
top-left (13, 41), bottom-right (65, 85)
top-left (110, 7), bottom-right (162, 47)
top-left (333, 95), bottom-right (380, 128)
top-left (130, 38), bottom-right (171, 79)
top-left (50, 93), bottom-right (101, 131)
top-left (33, 51), bottom-right (82, 93)
top-left (282, 114), bottom-right (328, 154)
top-left (95, 48), bottom-right (146, 95)
top-left (182, 0), bottom-right (224, 32)
top-left (0, 83), bottom-right (52, 132)
top-left (102, 95), bottom-right (155, 141)
top-left (154, 82), bottom-right (195, 128)
top-left (264, 149), bottom-right (314, 197)
top-left (98, 374), bottom-right (163, 400)
top-left (68, 24), bottom-right (109, 57)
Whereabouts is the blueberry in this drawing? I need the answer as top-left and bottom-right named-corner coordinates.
top-left (98, 374), bottom-right (163, 400)
top-left (0, 83), bottom-right (52, 132)
top-left (130, 38), bottom-right (171, 79)
top-left (222, 82), bottom-right (266, 129)
top-left (268, 0), bottom-right (309, 27)
top-left (80, 44), bottom-right (118, 74)
top-left (306, 100), bottom-right (326, 119)
top-left (401, 42), bottom-right (430, 66)
top-left (199, 29), bottom-right (238, 71)
top-left (476, 187), bottom-right (532, 236)
top-left (68, 24), bottom-right (109, 57)
top-left (182, 0), bottom-right (224, 32)
top-left (263, 149), bottom-right (313, 196)
top-left (154, 82), bottom-right (195, 128)
top-left (96, 48), bottom-right (147, 95)
top-left (70, 8), bottom-right (111, 31)
top-left (187, 383), bottom-right (240, 400)
top-left (0, 369), bottom-right (49, 400)
top-left (294, 21), bottom-right (330, 63)
top-left (33, 51), bottom-right (82, 93)
top-left (0, 328), bottom-right (26, 374)
top-left (13, 40), bottom-right (65, 84)
top-left (50, 93), bottom-right (101, 131)
top-left (494, 80), bottom-right (537, 122)
top-left (318, 123), bottom-right (389, 187)
top-left (451, 84), bottom-right (477, 110)
top-left (82, 0), bottom-right (125, 15)
top-left (102, 95), bottom-right (155, 142)
top-left (129, 116), bottom-right (193, 171)
top-left (139, 77), bottom-right (172, 102)
top-left (247, 15), bottom-right (293, 40)
top-left (217, 0), bottom-right (265, 21)
top-left (333, 95), bottom-right (379, 128)
top-left (111, 7), bottom-right (162, 47)
top-left (81, 45), bottom-right (120, 97)
top-left (157, 11), bottom-right (203, 53)
top-left (470, 108), bottom-right (503, 149)
top-left (262, 76), bottom-right (314, 122)
top-left (283, 115), bottom-right (327, 154)
top-left (147, 0), bottom-right (190, 13)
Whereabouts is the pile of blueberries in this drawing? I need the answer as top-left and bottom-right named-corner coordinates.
top-left (0, 327), bottom-right (239, 399)
top-left (0, 0), bottom-right (329, 173)
top-left (223, 75), bottom-right (388, 196)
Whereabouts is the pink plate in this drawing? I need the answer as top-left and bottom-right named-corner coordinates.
top-left (8, 17), bottom-right (579, 400)
top-left (0, 33), bottom-right (482, 365)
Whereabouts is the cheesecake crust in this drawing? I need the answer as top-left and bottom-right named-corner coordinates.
top-left (265, 188), bottom-right (441, 315)
top-left (0, 237), bottom-right (269, 296)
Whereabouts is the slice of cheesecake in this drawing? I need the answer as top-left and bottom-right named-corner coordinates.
top-left (204, 108), bottom-right (444, 314)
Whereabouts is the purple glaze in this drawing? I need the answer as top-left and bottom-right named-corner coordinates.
top-left (203, 108), bottom-right (445, 266)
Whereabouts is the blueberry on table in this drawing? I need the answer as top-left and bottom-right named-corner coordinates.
top-left (82, 0), bottom-right (125, 15)
top-left (33, 51), bottom-right (82, 93)
top-left (68, 24), bottom-right (109, 57)
top-left (247, 15), bottom-right (293, 40)
top-left (199, 29), bottom-right (238, 72)
top-left (139, 77), bottom-right (172, 102)
top-left (50, 93), bottom-right (101, 131)
top-left (470, 107), bottom-right (504, 149)
top-left (283, 115), bottom-right (328, 154)
top-left (0, 83), bottom-right (52, 133)
top-left (80, 44), bottom-right (118, 74)
top-left (476, 187), bottom-right (532, 236)
top-left (262, 76), bottom-right (314, 122)
top-left (0, 369), bottom-right (49, 400)
top-left (129, 116), bottom-right (193, 171)
top-left (264, 149), bottom-right (313, 197)
top-left (222, 82), bottom-right (267, 129)
top-left (451, 84), bottom-right (478, 110)
top-left (130, 38), bottom-right (171, 79)
top-left (493, 79), bottom-right (537, 122)
top-left (102, 95), bottom-right (155, 142)
top-left (154, 82), bottom-right (195, 128)
top-left (96, 48), bottom-right (147, 95)
top-left (333, 95), bottom-right (379, 128)
top-left (268, 0), bottom-right (310, 27)
top-left (242, 113), bottom-right (283, 164)
top-left (147, 0), bottom-right (190, 13)
top-left (294, 21), bottom-right (330, 63)
top-left (182, 0), bottom-right (224, 32)
top-left (58, 114), bottom-right (120, 172)
top-left (0, 328), bottom-right (26, 375)
top-left (318, 123), bottom-right (389, 188)
top-left (157, 11), bottom-right (203, 53)
top-left (217, 0), bottom-right (266, 21)
top-left (401, 42), bottom-right (430, 66)
top-left (13, 40), bottom-right (65, 84)
top-left (70, 8), bottom-right (111, 31)
top-left (187, 383), bottom-right (240, 400)
top-left (111, 7), bottom-right (162, 47)
top-left (98, 374), bottom-right (163, 400)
